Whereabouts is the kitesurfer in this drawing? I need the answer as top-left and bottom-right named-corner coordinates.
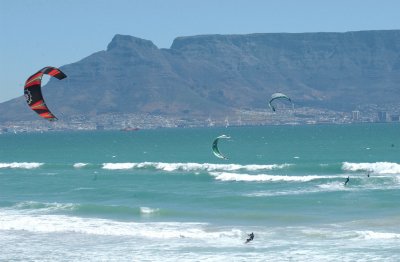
top-left (344, 176), bottom-right (350, 186)
top-left (212, 135), bottom-right (230, 160)
top-left (269, 93), bottom-right (293, 112)
top-left (245, 232), bottom-right (254, 243)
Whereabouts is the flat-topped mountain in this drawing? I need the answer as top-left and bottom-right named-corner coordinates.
top-left (1, 30), bottom-right (399, 122)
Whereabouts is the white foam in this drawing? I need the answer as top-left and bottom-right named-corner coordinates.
top-left (11, 201), bottom-right (76, 213)
top-left (72, 187), bottom-right (95, 191)
top-left (0, 211), bottom-right (242, 240)
top-left (102, 163), bottom-right (135, 170)
top-left (342, 162), bottom-right (400, 174)
top-left (140, 207), bottom-right (159, 215)
top-left (211, 172), bottom-right (336, 182)
top-left (298, 227), bottom-right (400, 242)
top-left (317, 181), bottom-right (347, 191)
top-left (102, 162), bottom-right (290, 172)
top-left (247, 177), bottom-right (362, 196)
top-left (246, 188), bottom-right (322, 197)
top-left (356, 230), bottom-right (400, 240)
top-left (73, 163), bottom-right (88, 168)
top-left (0, 162), bottom-right (43, 169)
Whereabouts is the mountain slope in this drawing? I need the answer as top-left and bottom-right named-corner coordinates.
top-left (1, 30), bottom-right (399, 122)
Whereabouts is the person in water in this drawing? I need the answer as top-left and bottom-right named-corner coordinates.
top-left (344, 176), bottom-right (350, 186)
top-left (245, 232), bottom-right (254, 243)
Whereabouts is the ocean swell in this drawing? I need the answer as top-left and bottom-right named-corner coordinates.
top-left (211, 172), bottom-right (337, 182)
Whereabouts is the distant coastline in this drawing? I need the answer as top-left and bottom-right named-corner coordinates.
top-left (1, 106), bottom-right (399, 134)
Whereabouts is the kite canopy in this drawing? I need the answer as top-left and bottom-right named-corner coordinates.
top-left (212, 135), bottom-right (230, 160)
top-left (268, 92), bottom-right (293, 112)
top-left (24, 66), bottom-right (67, 121)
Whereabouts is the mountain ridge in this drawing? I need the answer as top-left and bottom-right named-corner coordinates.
top-left (1, 30), bottom-right (399, 123)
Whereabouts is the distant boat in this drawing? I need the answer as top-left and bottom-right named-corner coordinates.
top-left (225, 117), bottom-right (230, 128)
top-left (120, 127), bottom-right (140, 131)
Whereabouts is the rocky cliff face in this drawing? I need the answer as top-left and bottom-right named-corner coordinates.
top-left (1, 30), bottom-right (399, 122)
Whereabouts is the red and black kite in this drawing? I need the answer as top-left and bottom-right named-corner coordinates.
top-left (24, 66), bottom-right (67, 121)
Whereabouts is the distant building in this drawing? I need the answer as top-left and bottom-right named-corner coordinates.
top-left (352, 110), bottom-right (360, 122)
top-left (377, 111), bottom-right (387, 122)
top-left (390, 115), bottom-right (400, 122)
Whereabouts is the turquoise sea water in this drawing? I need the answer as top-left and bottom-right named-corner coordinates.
top-left (0, 124), bottom-right (399, 261)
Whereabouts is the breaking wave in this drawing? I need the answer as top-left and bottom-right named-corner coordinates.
top-left (0, 162), bottom-right (43, 169)
top-left (5, 201), bottom-right (166, 218)
top-left (11, 201), bottom-right (75, 213)
top-left (300, 228), bottom-right (400, 241)
top-left (102, 162), bottom-right (291, 172)
top-left (355, 230), bottom-right (400, 240)
top-left (342, 162), bottom-right (400, 174)
top-left (73, 163), bottom-right (89, 168)
top-left (140, 207), bottom-right (160, 215)
top-left (0, 210), bottom-right (241, 240)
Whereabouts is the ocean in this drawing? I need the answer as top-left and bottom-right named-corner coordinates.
top-left (0, 124), bottom-right (399, 261)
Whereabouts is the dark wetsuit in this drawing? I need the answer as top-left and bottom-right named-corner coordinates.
top-left (245, 233), bottom-right (254, 243)
top-left (344, 176), bottom-right (349, 186)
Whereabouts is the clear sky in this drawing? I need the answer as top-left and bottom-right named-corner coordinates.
top-left (1, 0), bottom-right (399, 103)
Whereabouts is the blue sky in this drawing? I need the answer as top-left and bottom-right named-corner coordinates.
top-left (1, 0), bottom-right (399, 103)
